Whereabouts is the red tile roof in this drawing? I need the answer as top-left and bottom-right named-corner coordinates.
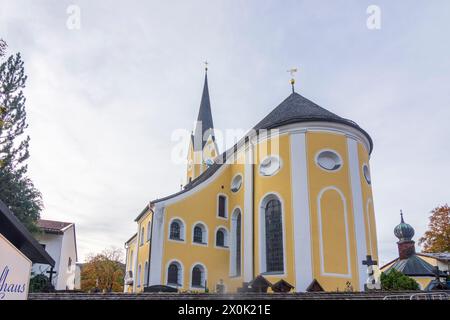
top-left (38, 219), bottom-right (73, 234)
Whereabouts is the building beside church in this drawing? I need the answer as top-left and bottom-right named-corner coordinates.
top-left (124, 68), bottom-right (379, 293)
top-left (379, 212), bottom-right (449, 290)
top-left (31, 219), bottom-right (78, 290)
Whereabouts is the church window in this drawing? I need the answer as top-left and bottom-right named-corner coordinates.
top-left (259, 155), bottom-right (281, 176)
top-left (261, 195), bottom-right (284, 273)
top-left (191, 264), bottom-right (206, 288)
top-left (231, 209), bottom-right (242, 276)
top-left (231, 174), bottom-right (243, 193)
top-left (316, 150), bottom-right (342, 171)
top-left (363, 164), bottom-right (371, 184)
top-left (68, 257), bottom-right (72, 271)
top-left (167, 261), bottom-right (182, 286)
top-left (218, 195), bottom-right (227, 218)
top-left (137, 264), bottom-right (142, 287)
top-left (215, 228), bottom-right (228, 247)
top-left (140, 227), bottom-right (145, 245)
top-left (144, 261), bottom-right (149, 286)
top-left (169, 219), bottom-right (184, 241)
top-left (193, 223), bottom-right (207, 244)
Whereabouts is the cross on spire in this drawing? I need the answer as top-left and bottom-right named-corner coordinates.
top-left (400, 209), bottom-right (404, 223)
top-left (204, 60), bottom-right (209, 72)
top-left (287, 67), bottom-right (298, 93)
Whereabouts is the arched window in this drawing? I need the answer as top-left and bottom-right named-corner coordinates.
top-left (215, 228), bottom-right (228, 247)
top-left (140, 227), bottom-right (145, 245)
top-left (144, 261), bottom-right (149, 286)
top-left (218, 195), bottom-right (227, 218)
top-left (167, 261), bottom-right (182, 286)
top-left (191, 264), bottom-right (206, 288)
top-left (68, 257), bottom-right (72, 271)
top-left (193, 223), bottom-right (207, 244)
top-left (137, 264), bottom-right (142, 287)
top-left (264, 198), bottom-right (284, 273)
top-left (147, 221), bottom-right (152, 241)
top-left (169, 219), bottom-right (184, 241)
top-left (230, 209), bottom-right (242, 276)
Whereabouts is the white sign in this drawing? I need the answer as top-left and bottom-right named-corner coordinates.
top-left (0, 233), bottom-right (32, 300)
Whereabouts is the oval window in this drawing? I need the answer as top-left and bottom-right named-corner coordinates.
top-left (231, 174), bottom-right (242, 192)
top-left (363, 164), bottom-right (371, 184)
top-left (316, 150), bottom-right (342, 171)
top-left (259, 156), bottom-right (281, 176)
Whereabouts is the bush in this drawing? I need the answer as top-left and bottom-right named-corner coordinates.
top-left (380, 269), bottom-right (420, 291)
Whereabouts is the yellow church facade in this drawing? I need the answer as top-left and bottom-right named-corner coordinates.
top-left (124, 70), bottom-right (379, 293)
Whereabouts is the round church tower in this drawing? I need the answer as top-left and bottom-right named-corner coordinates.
top-left (249, 92), bottom-right (377, 292)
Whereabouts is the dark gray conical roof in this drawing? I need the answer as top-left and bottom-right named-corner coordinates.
top-left (254, 92), bottom-right (373, 153)
top-left (193, 72), bottom-right (215, 150)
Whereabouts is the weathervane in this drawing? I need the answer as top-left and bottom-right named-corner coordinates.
top-left (287, 67), bottom-right (298, 93)
top-left (204, 60), bottom-right (209, 72)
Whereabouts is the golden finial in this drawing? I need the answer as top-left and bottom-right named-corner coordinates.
top-left (204, 60), bottom-right (209, 72)
top-left (287, 67), bottom-right (298, 93)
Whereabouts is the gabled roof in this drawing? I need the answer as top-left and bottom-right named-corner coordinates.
top-left (193, 72), bottom-right (215, 151)
top-left (0, 199), bottom-right (55, 266)
top-left (38, 219), bottom-right (73, 235)
top-left (384, 254), bottom-right (446, 277)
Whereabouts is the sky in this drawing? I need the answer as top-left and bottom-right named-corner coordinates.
top-left (1, 0), bottom-right (449, 266)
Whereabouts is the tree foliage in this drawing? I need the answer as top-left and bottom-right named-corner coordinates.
top-left (380, 269), bottom-right (420, 291)
top-left (80, 248), bottom-right (125, 293)
top-left (0, 39), bottom-right (42, 233)
top-left (418, 204), bottom-right (450, 253)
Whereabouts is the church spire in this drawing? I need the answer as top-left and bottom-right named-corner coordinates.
top-left (193, 64), bottom-right (215, 151)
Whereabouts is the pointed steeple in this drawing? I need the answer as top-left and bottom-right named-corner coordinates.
top-left (193, 68), bottom-right (215, 151)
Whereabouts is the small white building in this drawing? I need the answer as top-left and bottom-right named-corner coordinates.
top-left (32, 219), bottom-right (78, 290)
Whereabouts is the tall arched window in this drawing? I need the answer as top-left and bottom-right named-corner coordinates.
top-left (140, 227), bottom-right (145, 245)
top-left (230, 209), bottom-right (242, 276)
top-left (191, 264), bottom-right (206, 288)
top-left (137, 264), bottom-right (142, 287)
top-left (265, 198), bottom-right (284, 272)
top-left (167, 261), bottom-right (182, 286)
top-left (169, 219), bottom-right (184, 241)
top-left (144, 261), bottom-right (149, 286)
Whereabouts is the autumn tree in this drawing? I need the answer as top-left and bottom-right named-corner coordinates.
top-left (419, 204), bottom-right (450, 253)
top-left (80, 247), bottom-right (125, 293)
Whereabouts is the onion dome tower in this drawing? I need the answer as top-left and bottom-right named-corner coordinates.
top-left (394, 210), bottom-right (416, 259)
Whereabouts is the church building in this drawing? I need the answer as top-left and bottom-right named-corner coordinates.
top-left (124, 67), bottom-right (379, 293)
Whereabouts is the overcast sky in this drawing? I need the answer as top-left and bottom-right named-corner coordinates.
top-left (1, 1), bottom-right (449, 265)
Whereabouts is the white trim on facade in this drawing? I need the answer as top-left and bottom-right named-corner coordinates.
top-left (229, 207), bottom-right (243, 277)
top-left (243, 142), bottom-right (254, 282)
top-left (189, 262), bottom-right (208, 290)
top-left (347, 137), bottom-right (368, 291)
top-left (290, 132), bottom-right (313, 291)
top-left (191, 221), bottom-right (209, 246)
top-left (167, 216), bottom-right (186, 243)
top-left (216, 193), bottom-right (229, 220)
top-left (317, 186), bottom-right (352, 279)
top-left (149, 205), bottom-right (165, 286)
top-left (214, 226), bottom-right (229, 249)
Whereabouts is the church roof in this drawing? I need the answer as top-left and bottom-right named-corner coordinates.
top-left (254, 92), bottom-right (373, 152)
top-left (384, 254), bottom-right (446, 277)
top-left (152, 91), bottom-right (372, 204)
top-left (193, 72), bottom-right (215, 150)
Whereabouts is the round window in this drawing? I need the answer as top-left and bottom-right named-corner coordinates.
top-left (316, 150), bottom-right (342, 171)
top-left (259, 156), bottom-right (281, 176)
top-left (363, 164), bottom-right (371, 184)
top-left (231, 174), bottom-right (242, 192)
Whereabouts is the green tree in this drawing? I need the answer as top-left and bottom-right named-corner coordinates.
top-left (80, 248), bottom-right (125, 293)
top-left (0, 39), bottom-right (42, 233)
top-left (380, 269), bottom-right (420, 291)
